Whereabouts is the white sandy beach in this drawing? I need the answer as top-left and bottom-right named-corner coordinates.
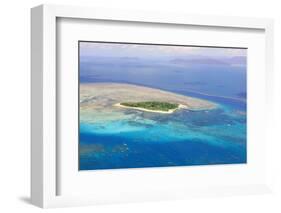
top-left (113, 103), bottom-right (188, 114)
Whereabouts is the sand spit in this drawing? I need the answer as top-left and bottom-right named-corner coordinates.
top-left (80, 83), bottom-right (217, 114)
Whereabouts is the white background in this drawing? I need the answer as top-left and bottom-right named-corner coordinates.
top-left (0, 0), bottom-right (280, 212)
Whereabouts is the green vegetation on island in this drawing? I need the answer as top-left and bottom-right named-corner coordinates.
top-left (120, 101), bottom-right (179, 112)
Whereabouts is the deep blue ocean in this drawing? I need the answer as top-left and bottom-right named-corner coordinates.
top-left (79, 57), bottom-right (247, 170)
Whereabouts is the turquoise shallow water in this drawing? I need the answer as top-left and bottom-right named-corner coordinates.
top-left (79, 99), bottom-right (246, 170)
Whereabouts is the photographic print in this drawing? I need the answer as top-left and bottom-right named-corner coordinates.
top-left (79, 41), bottom-right (247, 170)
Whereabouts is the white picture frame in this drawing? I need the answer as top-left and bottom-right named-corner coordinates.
top-left (31, 4), bottom-right (274, 208)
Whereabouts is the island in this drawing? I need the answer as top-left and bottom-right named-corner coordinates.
top-left (80, 83), bottom-right (217, 122)
top-left (115, 101), bottom-right (187, 114)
